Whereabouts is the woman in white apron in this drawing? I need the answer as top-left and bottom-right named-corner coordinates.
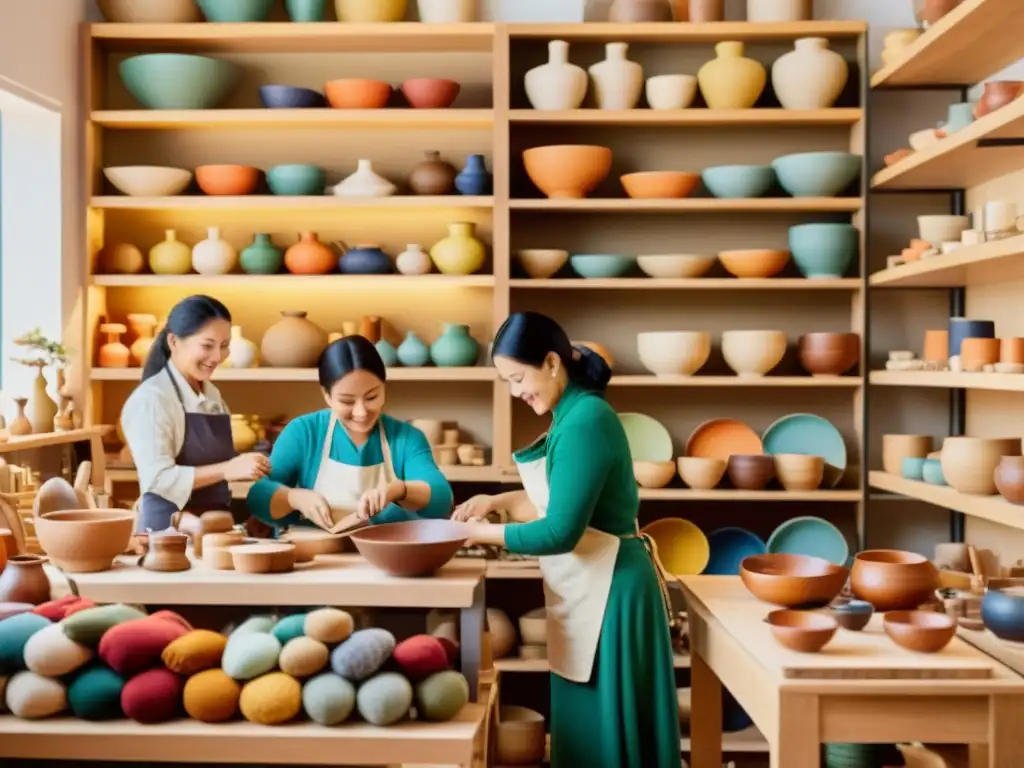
top-left (246, 335), bottom-right (453, 530)
top-left (453, 312), bottom-right (682, 768)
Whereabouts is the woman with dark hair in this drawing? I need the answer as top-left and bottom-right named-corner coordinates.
top-left (246, 335), bottom-right (453, 530)
top-left (452, 311), bottom-right (682, 768)
top-left (121, 295), bottom-right (270, 532)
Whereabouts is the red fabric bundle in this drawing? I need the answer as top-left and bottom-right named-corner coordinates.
top-left (99, 611), bottom-right (192, 676)
top-left (32, 596), bottom-right (95, 621)
top-left (121, 667), bottom-right (184, 724)
top-left (393, 634), bottom-right (451, 679)
top-left (436, 636), bottom-right (460, 665)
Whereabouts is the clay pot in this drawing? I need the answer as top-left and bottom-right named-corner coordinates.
top-left (740, 553), bottom-right (848, 608)
top-left (721, 330), bottom-right (787, 378)
top-left (608, 0), bottom-right (672, 21)
top-left (773, 454), bottom-right (825, 491)
top-left (766, 609), bottom-right (837, 653)
top-left (261, 311), bottom-right (329, 368)
top-left (726, 454), bottom-right (775, 490)
top-left (350, 519), bottom-right (469, 577)
top-left (923, 329), bottom-right (949, 365)
top-left (127, 313), bottom-right (158, 367)
top-left (941, 436), bottom-right (1021, 495)
top-left (0, 555), bottom-right (51, 604)
top-left (195, 165), bottom-right (260, 196)
top-left (975, 81), bottom-right (1024, 118)
top-left (98, 323), bottom-right (131, 368)
top-left (401, 78), bottom-right (460, 109)
top-left (960, 337), bottom-right (1001, 371)
top-left (797, 332), bottom-right (859, 377)
top-left (850, 550), bottom-right (939, 612)
top-left (100, 242), bottom-right (145, 274)
top-left (141, 532), bottom-right (190, 572)
top-left (634, 460), bottom-right (676, 489)
top-left (284, 232), bottom-right (337, 275)
top-left (496, 705), bottom-right (547, 765)
top-left (718, 249), bottom-right (790, 279)
top-left (409, 151), bottom-right (456, 196)
top-left (831, 599), bottom-right (873, 631)
top-left (995, 456), bottom-right (1024, 505)
top-left (34, 510), bottom-right (134, 573)
top-left (883, 610), bottom-right (955, 653)
top-left (1001, 337), bottom-right (1024, 364)
top-left (324, 79), bottom-right (392, 109)
top-left (522, 145), bottom-right (612, 199)
top-left (676, 456), bottom-right (727, 489)
top-left (882, 434), bottom-right (933, 475)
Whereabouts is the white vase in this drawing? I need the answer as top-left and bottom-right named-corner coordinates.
top-left (191, 226), bottom-right (237, 275)
top-left (396, 243), bottom-right (433, 275)
top-left (417, 0), bottom-right (476, 21)
top-left (224, 325), bottom-right (258, 369)
top-left (525, 40), bottom-right (588, 111)
top-left (329, 159), bottom-right (397, 198)
top-left (747, 0), bottom-right (811, 21)
top-left (588, 42), bottom-right (644, 111)
top-left (772, 37), bottom-right (849, 110)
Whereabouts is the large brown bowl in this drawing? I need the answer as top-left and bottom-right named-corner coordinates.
top-left (883, 610), bottom-right (955, 653)
top-left (726, 454), bottom-right (775, 490)
top-left (35, 509), bottom-right (135, 573)
top-left (766, 609), bottom-right (837, 653)
top-left (740, 553), bottom-right (849, 608)
top-left (350, 519), bottom-right (469, 577)
top-left (850, 549), bottom-right (939, 611)
top-left (798, 332), bottom-right (860, 377)
top-left (522, 145), bottom-right (612, 199)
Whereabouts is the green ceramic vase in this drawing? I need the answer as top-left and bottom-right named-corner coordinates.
top-left (240, 234), bottom-right (284, 275)
top-left (430, 324), bottom-right (479, 367)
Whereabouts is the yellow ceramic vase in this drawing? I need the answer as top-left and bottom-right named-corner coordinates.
top-left (697, 41), bottom-right (767, 110)
top-left (430, 222), bottom-right (487, 276)
top-left (231, 414), bottom-right (258, 453)
top-left (334, 0), bottom-right (406, 22)
top-left (149, 229), bottom-right (192, 275)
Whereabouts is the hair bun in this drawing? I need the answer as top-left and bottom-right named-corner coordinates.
top-left (570, 345), bottom-right (612, 391)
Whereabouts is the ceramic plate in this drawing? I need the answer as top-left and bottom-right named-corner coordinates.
top-left (685, 418), bottom-right (762, 460)
top-left (762, 413), bottom-right (847, 488)
top-left (618, 412), bottom-right (673, 462)
top-left (641, 518), bottom-right (709, 576)
top-left (704, 527), bottom-right (767, 576)
top-left (766, 516), bottom-right (849, 566)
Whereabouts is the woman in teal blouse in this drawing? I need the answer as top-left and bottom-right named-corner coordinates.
top-left (247, 336), bottom-right (453, 530)
top-left (453, 312), bottom-right (682, 768)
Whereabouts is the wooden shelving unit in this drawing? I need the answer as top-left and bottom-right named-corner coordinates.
top-left (869, 233), bottom-right (1024, 287)
top-left (869, 370), bottom-right (1024, 392)
top-left (869, 472), bottom-right (1024, 533)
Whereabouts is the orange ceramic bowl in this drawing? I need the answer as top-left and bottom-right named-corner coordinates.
top-left (195, 164), bottom-right (260, 196)
top-left (620, 171), bottom-right (700, 199)
top-left (324, 78), bottom-right (392, 109)
top-left (718, 249), bottom-right (791, 279)
top-left (523, 145), bottom-right (612, 199)
top-left (400, 78), bottom-right (460, 109)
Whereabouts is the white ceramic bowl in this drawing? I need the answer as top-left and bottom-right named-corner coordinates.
top-left (645, 74), bottom-right (697, 110)
top-left (637, 331), bottom-right (711, 376)
top-left (721, 330), bottom-right (787, 377)
top-left (636, 253), bottom-right (715, 279)
top-left (103, 166), bottom-right (193, 197)
top-left (917, 215), bottom-right (969, 246)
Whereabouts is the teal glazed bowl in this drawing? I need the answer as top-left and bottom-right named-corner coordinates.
top-left (267, 165), bottom-right (326, 196)
top-left (119, 54), bottom-right (241, 110)
top-left (570, 254), bottom-right (635, 279)
top-left (197, 0), bottom-right (275, 21)
top-left (788, 223), bottom-right (858, 279)
top-left (901, 457), bottom-right (926, 481)
top-left (922, 458), bottom-right (946, 485)
top-left (701, 164), bottom-right (774, 199)
top-left (771, 151), bottom-right (861, 197)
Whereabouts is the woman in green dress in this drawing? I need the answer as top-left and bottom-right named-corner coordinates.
top-left (453, 312), bottom-right (682, 768)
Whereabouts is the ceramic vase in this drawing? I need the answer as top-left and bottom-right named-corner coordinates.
top-left (995, 456), bottom-right (1024, 505)
top-left (431, 324), bottom-right (480, 367)
top-left (396, 244), bottom-right (433, 275)
top-left (409, 151), bottom-right (457, 195)
top-left (418, 0), bottom-right (476, 22)
top-left (286, 0), bottom-right (326, 20)
top-left (225, 325), bottom-right (259, 369)
top-left (588, 43), bottom-right (644, 110)
top-left (339, 244), bottom-right (393, 275)
top-left (284, 232), bottom-right (337, 275)
top-left (0, 555), bottom-right (51, 604)
top-left (260, 311), bottom-right (328, 368)
top-left (772, 38), bottom-right (848, 110)
top-left (100, 242), bottom-right (144, 274)
top-left (697, 41), bottom-right (766, 109)
top-left (330, 159), bottom-right (397, 198)
top-left (241, 234), bottom-right (284, 274)
top-left (375, 338), bottom-right (399, 366)
top-left (28, 370), bottom-right (57, 434)
top-left (231, 414), bottom-right (258, 452)
top-left (747, 0), bottom-right (811, 21)
top-left (608, 0), bottom-right (672, 20)
top-left (149, 230), bottom-right (192, 275)
top-left (430, 222), bottom-right (486, 275)
top-left (127, 313), bottom-right (158, 367)
top-left (98, 323), bottom-right (131, 368)
top-left (948, 318), bottom-right (995, 358)
top-left (8, 398), bottom-right (31, 436)
top-left (525, 40), bottom-right (588, 111)
top-left (191, 227), bottom-right (237, 275)
top-left (455, 155), bottom-right (493, 195)
top-left (397, 332), bottom-right (430, 366)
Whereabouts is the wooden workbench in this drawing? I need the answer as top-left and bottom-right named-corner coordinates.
top-left (681, 576), bottom-right (1024, 768)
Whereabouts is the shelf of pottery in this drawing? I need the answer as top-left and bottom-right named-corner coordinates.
top-left (864, 0), bottom-right (1024, 562)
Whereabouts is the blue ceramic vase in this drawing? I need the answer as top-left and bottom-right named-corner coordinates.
top-left (430, 323), bottom-right (480, 367)
top-left (397, 333), bottom-right (430, 367)
top-left (455, 155), bottom-right (493, 196)
top-left (375, 339), bottom-right (398, 367)
top-left (240, 234), bottom-right (284, 274)
top-left (948, 317), bottom-right (995, 357)
top-left (339, 245), bottom-right (393, 275)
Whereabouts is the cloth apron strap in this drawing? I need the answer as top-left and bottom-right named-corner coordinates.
top-left (621, 523), bottom-right (680, 631)
top-left (320, 415), bottom-right (395, 478)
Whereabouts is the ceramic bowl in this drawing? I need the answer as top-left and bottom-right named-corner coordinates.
top-left (882, 434), bottom-right (933, 475)
top-left (496, 705), bottom-right (546, 765)
top-left (267, 164), bottom-right (325, 196)
top-left (701, 164), bottom-right (774, 199)
top-left (522, 145), bottom-right (613, 199)
top-left (196, 0), bottom-right (274, 21)
top-left (634, 460), bottom-right (677, 489)
top-left (995, 455), bottom-right (1024, 504)
top-left (981, 587), bottom-right (1024, 642)
top-left (35, 510), bottom-right (134, 574)
top-left (850, 550), bottom-right (939, 612)
top-left (259, 85), bottom-right (326, 109)
top-left (350, 519), bottom-right (469, 577)
top-left (766, 609), bottom-right (837, 653)
top-left (883, 610), bottom-right (956, 653)
top-left (518, 608), bottom-right (547, 645)
top-left (324, 79), bottom-right (392, 109)
top-left (636, 253), bottom-right (715, 279)
top-left (230, 542), bottom-right (297, 574)
top-left (401, 78), bottom-right (461, 108)
top-left (705, 527), bottom-right (766, 575)
top-left (279, 529), bottom-right (345, 557)
top-left (922, 458), bottom-right (946, 485)
top-left (901, 456), bottom-right (926, 480)
top-left (517, 249), bottom-right (569, 278)
top-left (718, 249), bottom-right (790, 279)
top-left (773, 454), bottom-right (825, 491)
top-left (726, 454), bottom-right (776, 490)
top-left (637, 331), bottom-right (711, 376)
top-left (831, 598), bottom-right (874, 631)
top-left (620, 171), bottom-right (700, 199)
top-left (645, 74), bottom-right (697, 109)
top-left (740, 553), bottom-right (849, 608)
top-left (797, 332), bottom-right (860, 377)
top-left (103, 166), bottom-right (192, 197)
top-left (574, 340), bottom-right (615, 369)
top-left (570, 253), bottom-right (634, 278)
top-left (677, 456), bottom-right (727, 489)
top-left (771, 151), bottom-right (861, 197)
top-left (119, 54), bottom-right (241, 110)
top-left (640, 518), bottom-right (710, 575)
top-left (685, 418), bottom-right (763, 461)
top-left (721, 329), bottom-right (787, 377)
top-left (98, 0), bottom-right (202, 21)
top-left (918, 214), bottom-right (969, 246)
top-left (196, 165), bottom-right (261, 196)
top-left (940, 436), bottom-right (1022, 495)
top-left (335, 0), bottom-right (407, 22)
top-left (788, 223), bottom-right (858, 279)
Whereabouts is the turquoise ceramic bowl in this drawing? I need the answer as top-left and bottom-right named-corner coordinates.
top-left (119, 54), bottom-right (241, 110)
top-left (701, 165), bottom-right (774, 199)
top-left (766, 516), bottom-right (849, 566)
top-left (788, 223), bottom-right (858, 279)
top-left (901, 457), bottom-right (926, 480)
top-left (570, 254), bottom-right (634, 279)
top-left (197, 0), bottom-right (274, 21)
top-left (267, 165), bottom-right (326, 196)
top-left (771, 151), bottom-right (861, 197)
top-left (705, 527), bottom-right (766, 576)
top-left (922, 458), bottom-right (946, 485)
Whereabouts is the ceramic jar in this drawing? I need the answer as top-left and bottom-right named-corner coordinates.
top-left (772, 38), bottom-right (848, 110)
top-left (923, 329), bottom-right (949, 365)
top-left (397, 332), bottom-right (430, 366)
top-left (431, 324), bottom-right (480, 367)
top-left (609, 0), bottom-right (672, 20)
top-left (747, 0), bottom-right (810, 21)
top-left (9, 399), bottom-right (31, 436)
top-left (455, 155), bottom-right (493, 195)
top-left (418, 0), bottom-right (475, 22)
top-left (525, 40), bottom-right (588, 111)
top-left (100, 242), bottom-right (144, 274)
top-left (29, 371), bottom-right (57, 434)
top-left (375, 339), bottom-right (399, 366)
top-left (98, 323), bottom-right (131, 368)
top-left (329, 159), bottom-right (397, 198)
top-left (975, 81), bottom-right (1024, 118)
top-left (685, 0), bottom-right (724, 20)
top-left (285, 232), bottom-right (337, 275)
top-left (340, 244), bottom-right (393, 275)
top-left (149, 229), bottom-right (192, 275)
top-left (335, 0), bottom-right (407, 22)
top-left (241, 233), bottom-right (284, 275)
top-left (225, 325), bottom-right (258, 368)
top-left (127, 313), bottom-right (159, 366)
top-left (697, 41), bottom-right (766, 110)
top-left (948, 318), bottom-right (995, 358)
top-left (231, 414), bottom-right (258, 452)
top-left (260, 311), bottom-right (328, 368)
top-left (995, 456), bottom-right (1024, 505)
top-left (191, 226), bottom-right (237, 275)
top-left (588, 43), bottom-right (644, 110)
top-left (0, 555), bottom-right (50, 604)
top-left (409, 151), bottom-right (457, 195)
top-left (430, 222), bottom-right (486, 275)
top-left (396, 244), bottom-right (433, 275)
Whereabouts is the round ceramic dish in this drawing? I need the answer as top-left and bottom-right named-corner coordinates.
top-left (640, 518), bottom-right (710, 576)
top-left (618, 412), bottom-right (673, 462)
top-left (766, 516), bottom-right (849, 566)
top-left (762, 413), bottom-right (847, 488)
top-left (704, 527), bottom-right (767, 575)
top-left (685, 418), bottom-right (763, 461)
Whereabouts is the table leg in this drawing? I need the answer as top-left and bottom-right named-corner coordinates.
top-left (459, 579), bottom-right (485, 703)
top-left (984, 694), bottom-right (1024, 767)
top-left (772, 693), bottom-right (820, 768)
top-left (689, 650), bottom-right (722, 768)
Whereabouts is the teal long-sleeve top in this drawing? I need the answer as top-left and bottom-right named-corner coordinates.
top-left (246, 411), bottom-right (454, 528)
top-left (504, 382), bottom-right (639, 557)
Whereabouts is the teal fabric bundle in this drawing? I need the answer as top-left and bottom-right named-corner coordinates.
top-left (0, 613), bottom-right (50, 673)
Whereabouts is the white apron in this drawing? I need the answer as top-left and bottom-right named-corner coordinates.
top-left (314, 415), bottom-right (397, 529)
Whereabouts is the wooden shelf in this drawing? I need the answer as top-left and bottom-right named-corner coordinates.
top-left (607, 375), bottom-right (863, 387)
top-left (91, 195), bottom-right (494, 211)
top-left (508, 108), bottom-right (863, 126)
top-left (637, 489), bottom-right (862, 501)
top-left (870, 97), bottom-right (1024, 191)
top-left (90, 367), bottom-right (497, 383)
top-left (0, 428), bottom-right (103, 455)
top-left (507, 21), bottom-right (865, 42)
top-left (90, 274), bottom-right (496, 289)
top-left (494, 652), bottom-right (690, 672)
top-left (92, 109), bottom-right (494, 129)
top-left (871, 0), bottom-right (1024, 88)
top-left (869, 234), bottom-right (1024, 288)
top-left (510, 198), bottom-right (861, 213)
top-left (869, 370), bottom-right (1024, 392)
top-left (510, 278), bottom-right (862, 290)
top-left (869, 472), bottom-right (1024, 533)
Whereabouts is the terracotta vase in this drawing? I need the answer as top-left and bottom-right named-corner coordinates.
top-left (225, 325), bottom-right (259, 369)
top-left (396, 244), bottom-right (432, 275)
top-left (9, 398), bottom-right (32, 436)
top-left (100, 242), bottom-right (144, 274)
top-left (688, 0), bottom-right (723, 21)
top-left (359, 316), bottom-right (383, 344)
top-left (697, 41), bottom-right (766, 109)
top-left (231, 414), bottom-right (258, 452)
top-left (525, 40), bottom-right (588, 111)
top-left (98, 323), bottom-right (131, 368)
top-left (127, 313), bottom-right (158, 367)
top-left (149, 229), bottom-right (192, 275)
top-left (284, 232), bottom-right (338, 275)
top-left (329, 159), bottom-right (397, 198)
top-left (588, 43), bottom-right (644, 111)
top-left (260, 311), bottom-right (328, 368)
top-left (28, 370), bottom-right (58, 434)
top-left (430, 222), bottom-right (487, 275)
top-left (408, 151), bottom-right (456, 195)
top-left (995, 456), bottom-right (1024, 505)
top-left (191, 226), bottom-right (238, 275)
top-left (608, 0), bottom-right (672, 21)
top-left (975, 81), bottom-right (1024, 118)
top-left (772, 38), bottom-right (848, 110)
top-left (0, 555), bottom-right (51, 604)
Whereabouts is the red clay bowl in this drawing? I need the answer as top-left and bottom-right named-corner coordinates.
top-left (401, 78), bottom-right (460, 109)
top-left (350, 519), bottom-right (469, 577)
top-left (740, 553), bottom-right (849, 608)
top-left (766, 609), bottom-right (837, 653)
top-left (883, 610), bottom-right (956, 653)
top-left (850, 549), bottom-right (939, 612)
top-left (324, 78), bottom-right (392, 109)
top-left (195, 164), bottom-right (260, 196)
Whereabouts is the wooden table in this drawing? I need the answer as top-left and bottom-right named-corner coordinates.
top-left (681, 576), bottom-right (1024, 768)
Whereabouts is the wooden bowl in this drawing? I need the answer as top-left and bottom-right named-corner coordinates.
top-left (883, 610), bottom-right (956, 653)
top-left (518, 607), bottom-right (546, 645)
top-left (740, 553), bottom-right (849, 608)
top-left (496, 705), bottom-right (546, 765)
top-left (230, 542), bottom-right (296, 574)
top-left (726, 454), bottom-right (775, 491)
top-left (718, 249), bottom-right (790, 279)
top-left (350, 519), bottom-right (469, 577)
top-left (677, 456), bottom-right (727, 489)
top-left (773, 454), bottom-right (825, 491)
top-left (620, 171), bottom-right (700, 199)
top-left (279, 529), bottom-right (345, 561)
top-left (34, 510), bottom-right (134, 573)
top-left (850, 549), bottom-right (939, 611)
top-left (797, 332), bottom-right (860, 377)
top-left (202, 531), bottom-right (247, 570)
top-left (633, 460), bottom-right (677, 489)
top-left (766, 609), bottom-right (837, 653)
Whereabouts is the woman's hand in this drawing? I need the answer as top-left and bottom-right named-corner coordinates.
top-left (463, 521), bottom-right (506, 547)
top-left (225, 453), bottom-right (270, 482)
top-left (288, 488), bottom-right (334, 530)
top-left (357, 480), bottom-right (406, 521)
top-left (451, 494), bottom-right (494, 522)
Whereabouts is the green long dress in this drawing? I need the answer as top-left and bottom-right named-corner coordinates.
top-left (504, 383), bottom-right (683, 768)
